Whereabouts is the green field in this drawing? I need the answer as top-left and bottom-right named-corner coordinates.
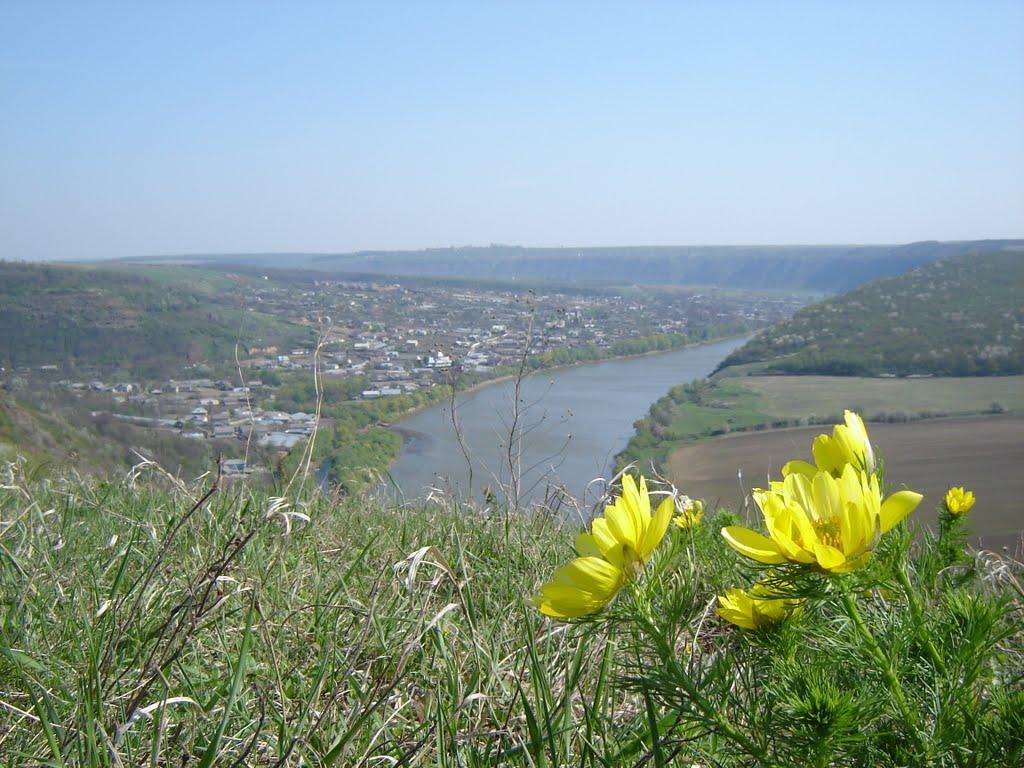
top-left (739, 374), bottom-right (1024, 419)
top-left (617, 374), bottom-right (1024, 475)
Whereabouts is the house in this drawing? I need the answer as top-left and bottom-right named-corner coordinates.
top-left (258, 432), bottom-right (304, 450)
top-left (426, 353), bottom-right (452, 370)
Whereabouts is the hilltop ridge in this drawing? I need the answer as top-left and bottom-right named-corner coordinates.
top-left (116, 239), bottom-right (1024, 292)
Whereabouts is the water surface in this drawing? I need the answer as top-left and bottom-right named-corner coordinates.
top-left (388, 337), bottom-right (748, 508)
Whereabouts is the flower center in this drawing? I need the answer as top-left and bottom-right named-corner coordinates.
top-left (620, 543), bottom-right (643, 581)
top-left (812, 518), bottom-right (843, 550)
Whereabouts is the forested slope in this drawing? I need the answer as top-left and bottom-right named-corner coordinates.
top-left (716, 248), bottom-right (1024, 376)
top-left (0, 262), bottom-right (314, 376)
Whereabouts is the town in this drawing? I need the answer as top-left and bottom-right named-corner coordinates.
top-left (10, 271), bottom-right (811, 476)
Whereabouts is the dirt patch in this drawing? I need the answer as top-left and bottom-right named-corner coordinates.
top-left (668, 415), bottom-right (1024, 550)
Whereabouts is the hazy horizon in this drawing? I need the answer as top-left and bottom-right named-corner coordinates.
top-left (2, 1), bottom-right (1023, 261)
top-left (14, 237), bottom-right (1022, 266)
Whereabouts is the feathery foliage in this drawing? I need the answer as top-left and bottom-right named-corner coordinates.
top-left (0, 444), bottom-right (1021, 765)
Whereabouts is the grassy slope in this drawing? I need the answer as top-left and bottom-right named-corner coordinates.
top-left (0, 392), bottom-right (245, 480)
top-left (0, 262), bottom-right (315, 377)
top-left (1, 471), bottom-right (1020, 765)
top-left (716, 248), bottom-right (1024, 376)
top-left (0, 394), bottom-right (118, 473)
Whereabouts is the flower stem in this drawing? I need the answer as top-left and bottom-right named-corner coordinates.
top-left (895, 564), bottom-right (948, 675)
top-left (840, 591), bottom-right (926, 753)
top-left (671, 665), bottom-right (769, 763)
top-left (646, 611), bottom-right (770, 763)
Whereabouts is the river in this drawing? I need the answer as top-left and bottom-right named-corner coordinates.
top-left (387, 336), bottom-right (749, 509)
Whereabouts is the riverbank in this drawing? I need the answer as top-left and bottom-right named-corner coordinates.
top-left (388, 331), bottom-right (755, 445)
top-left (304, 332), bottom-right (758, 495)
top-left (386, 336), bottom-right (751, 505)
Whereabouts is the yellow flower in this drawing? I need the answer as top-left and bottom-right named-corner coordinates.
top-left (717, 580), bottom-right (802, 630)
top-left (533, 474), bottom-right (673, 618)
top-left (944, 486), bottom-right (975, 517)
top-left (673, 497), bottom-right (704, 530)
top-left (782, 410), bottom-right (876, 479)
top-left (722, 464), bottom-right (921, 573)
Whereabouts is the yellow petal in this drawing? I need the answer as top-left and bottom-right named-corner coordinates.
top-left (781, 459), bottom-right (817, 479)
top-left (637, 474), bottom-right (652, 518)
top-left (787, 501), bottom-right (820, 561)
top-left (764, 501), bottom-right (815, 563)
top-left (552, 556), bottom-right (623, 599)
top-left (752, 488), bottom-right (772, 514)
top-left (716, 588), bottom-right (757, 629)
top-left (589, 519), bottom-right (625, 568)
top-left (604, 498), bottom-right (641, 551)
top-left (812, 472), bottom-right (841, 522)
top-left (784, 473), bottom-right (818, 522)
top-left (590, 517), bottom-right (614, 550)
top-left (812, 433), bottom-right (845, 476)
top-left (717, 605), bottom-right (758, 630)
top-left (575, 532), bottom-right (602, 558)
top-left (639, 496), bottom-right (673, 559)
top-left (880, 490), bottom-right (922, 533)
top-left (844, 410), bottom-right (875, 471)
top-left (533, 585), bottom-right (606, 618)
top-left (620, 475), bottom-right (644, 534)
top-left (721, 526), bottom-right (787, 564)
top-left (832, 551), bottom-right (872, 573)
top-left (813, 541), bottom-right (847, 571)
top-left (837, 468), bottom-right (863, 554)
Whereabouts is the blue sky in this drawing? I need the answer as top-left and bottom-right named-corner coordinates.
top-left (1, 1), bottom-right (1022, 260)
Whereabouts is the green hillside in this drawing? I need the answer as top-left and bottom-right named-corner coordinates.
top-left (716, 249), bottom-right (1024, 376)
top-left (0, 262), bottom-right (315, 377)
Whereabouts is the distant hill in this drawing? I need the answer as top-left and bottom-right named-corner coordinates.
top-left (0, 262), bottom-right (315, 376)
top-left (120, 240), bottom-right (1024, 293)
top-left (716, 249), bottom-right (1024, 376)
